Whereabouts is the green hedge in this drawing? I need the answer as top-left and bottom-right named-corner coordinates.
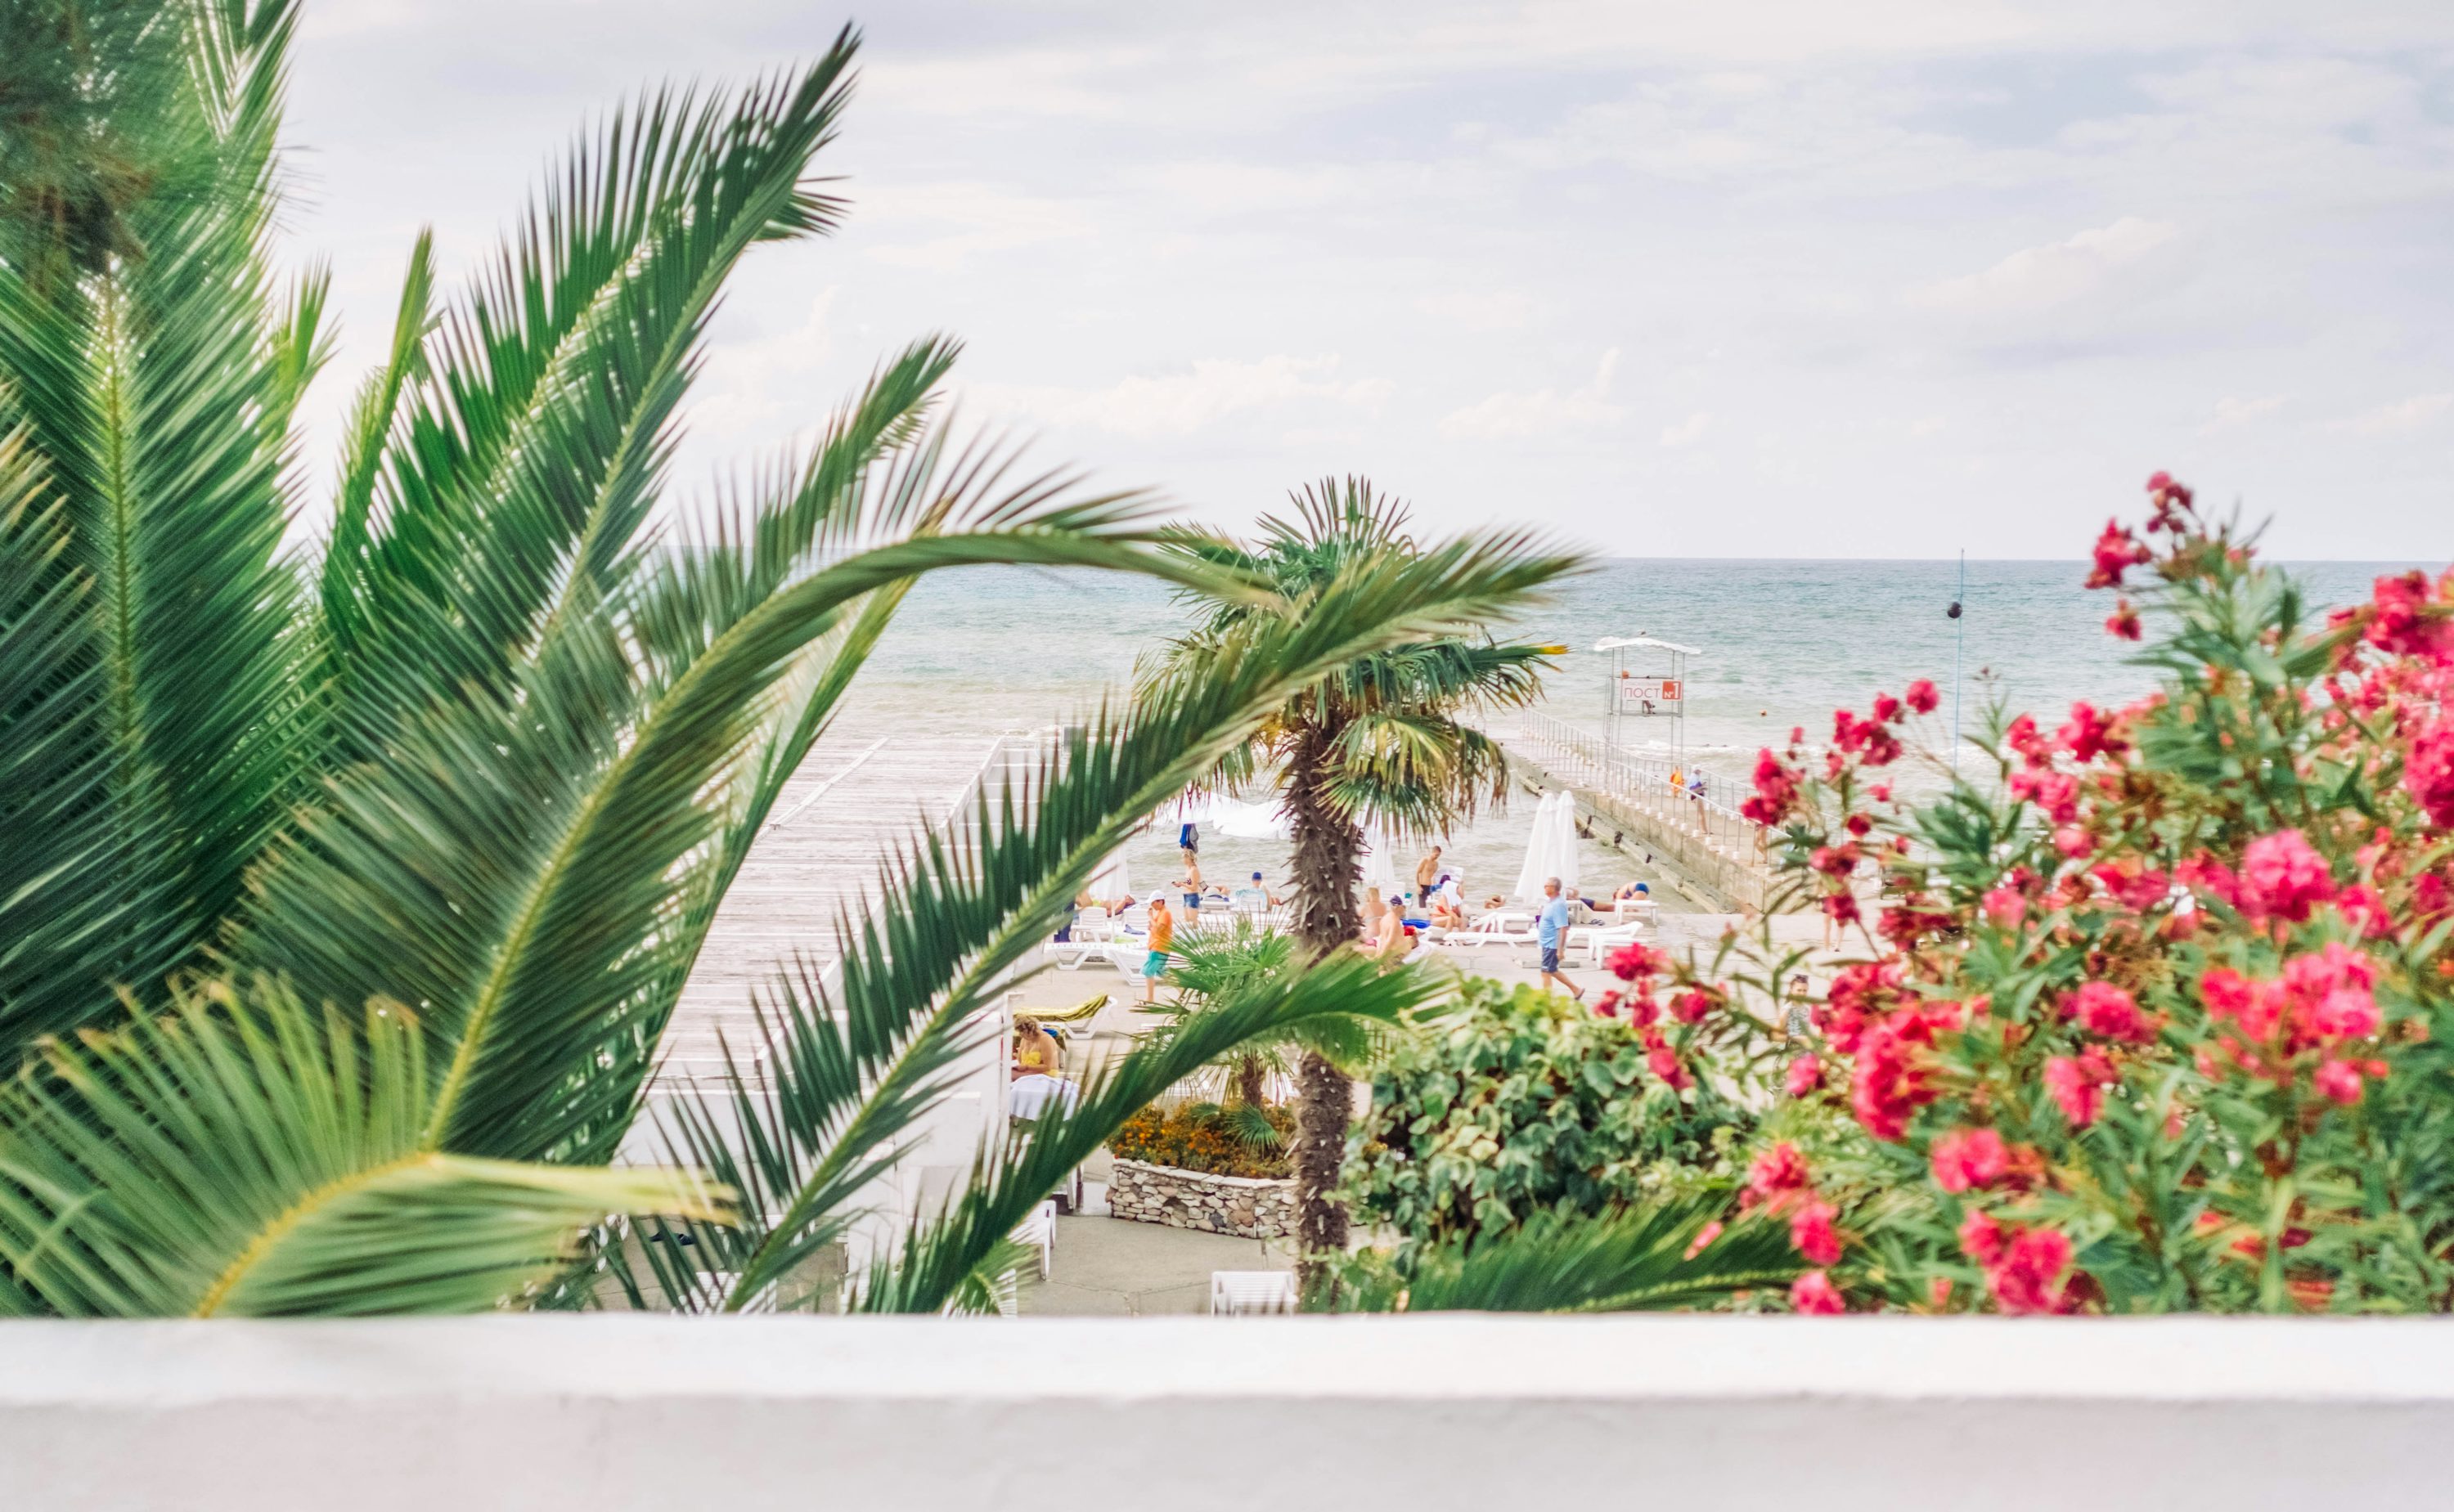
top-left (1342, 979), bottom-right (1751, 1270)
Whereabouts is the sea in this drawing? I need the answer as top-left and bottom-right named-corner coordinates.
top-left (829, 558), bottom-right (2423, 909)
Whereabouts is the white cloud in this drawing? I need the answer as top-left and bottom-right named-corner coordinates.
top-left (964, 356), bottom-right (1391, 438)
top-left (2200, 395), bottom-right (2285, 434)
top-left (1659, 411), bottom-right (1714, 447)
top-left (856, 182), bottom-right (1096, 271)
top-left (1912, 218), bottom-right (2184, 321)
top-left (1441, 348), bottom-right (1625, 440)
top-left (2336, 393), bottom-right (2454, 435)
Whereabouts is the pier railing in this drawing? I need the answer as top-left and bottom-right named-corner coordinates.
top-left (1500, 711), bottom-right (1771, 870)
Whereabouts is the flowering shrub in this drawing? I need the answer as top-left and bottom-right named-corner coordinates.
top-left (1108, 1101), bottom-right (1295, 1179)
top-left (1342, 978), bottom-right (1750, 1272)
top-left (1740, 474), bottom-right (2454, 1313)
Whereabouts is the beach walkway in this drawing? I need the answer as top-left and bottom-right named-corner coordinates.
top-left (657, 730), bottom-right (1031, 1088)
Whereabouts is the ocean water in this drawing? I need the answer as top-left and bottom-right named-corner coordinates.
top-left (831, 557), bottom-right (2423, 910)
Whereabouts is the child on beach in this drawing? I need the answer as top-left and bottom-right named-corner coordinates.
top-left (1142, 897), bottom-right (1175, 1003)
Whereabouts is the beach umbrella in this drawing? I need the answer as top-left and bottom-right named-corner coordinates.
top-left (1360, 820), bottom-right (1398, 895)
top-left (1513, 792), bottom-right (1581, 900)
top-left (1087, 848), bottom-right (1130, 900)
top-left (1210, 800), bottom-right (1292, 841)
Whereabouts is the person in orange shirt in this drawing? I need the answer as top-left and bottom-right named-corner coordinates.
top-left (1142, 895), bottom-right (1175, 1003)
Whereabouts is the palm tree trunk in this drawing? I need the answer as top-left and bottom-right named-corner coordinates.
top-left (1284, 723), bottom-right (1361, 1294)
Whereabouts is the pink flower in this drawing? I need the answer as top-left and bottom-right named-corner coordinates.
top-left (2088, 519), bottom-right (2151, 590)
top-left (1989, 1227), bottom-right (2078, 1315)
top-left (2059, 702), bottom-right (2127, 763)
top-left (2238, 830), bottom-right (2335, 922)
top-left (1929, 1126), bottom-right (2011, 1194)
top-left (2313, 1059), bottom-right (2366, 1106)
top-left (2365, 571), bottom-right (2454, 662)
top-left (2062, 981), bottom-right (2153, 1044)
top-left (1981, 887), bottom-right (2027, 929)
top-left (1670, 989), bottom-right (1717, 1025)
top-left (1790, 1198), bottom-right (1843, 1266)
top-left (2044, 1049), bottom-right (2114, 1128)
top-left (1744, 748), bottom-right (1802, 827)
top-left (1905, 679), bottom-right (1939, 715)
top-left (1850, 1016), bottom-right (1937, 1142)
top-left (2407, 720), bottom-right (2454, 828)
top-left (1746, 1142), bottom-right (1813, 1206)
top-left (1791, 1270), bottom-right (1846, 1315)
top-left (1607, 943), bottom-right (1665, 981)
top-left (2052, 825), bottom-right (2094, 859)
top-left (1786, 1053), bottom-right (1825, 1098)
top-left (1957, 1209), bottom-right (2006, 1267)
top-left (2106, 600), bottom-right (2142, 640)
top-left (1683, 1219), bottom-right (1724, 1259)
top-left (1871, 693), bottom-right (1903, 725)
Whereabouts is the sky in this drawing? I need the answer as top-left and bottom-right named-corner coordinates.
top-left (279, 1), bottom-right (2454, 559)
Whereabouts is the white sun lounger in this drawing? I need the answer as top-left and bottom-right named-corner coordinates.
top-left (1210, 1270), bottom-right (1298, 1315)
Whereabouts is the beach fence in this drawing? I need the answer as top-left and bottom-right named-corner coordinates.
top-left (1493, 710), bottom-right (1775, 909)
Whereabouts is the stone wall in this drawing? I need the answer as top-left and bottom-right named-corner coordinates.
top-left (1107, 1157), bottom-right (1294, 1239)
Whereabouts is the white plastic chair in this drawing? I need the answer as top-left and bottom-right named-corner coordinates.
top-left (1575, 920), bottom-right (1647, 967)
top-left (1210, 1270), bottom-right (1298, 1315)
top-left (1013, 1200), bottom-right (1056, 1281)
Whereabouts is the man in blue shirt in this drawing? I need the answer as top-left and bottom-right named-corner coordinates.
top-left (1536, 876), bottom-right (1582, 1001)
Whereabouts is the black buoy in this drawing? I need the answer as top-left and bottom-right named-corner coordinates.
top-left (1947, 600), bottom-right (1962, 620)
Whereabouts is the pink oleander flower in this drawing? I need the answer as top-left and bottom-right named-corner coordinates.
top-left (2238, 830), bottom-right (2335, 922)
top-left (2407, 719), bottom-right (2454, 828)
top-left (2063, 981), bottom-right (2153, 1044)
top-left (1905, 679), bottom-right (1939, 715)
top-left (1670, 989), bottom-right (1717, 1025)
top-left (1981, 886), bottom-right (2027, 929)
top-left (2088, 519), bottom-right (2151, 590)
top-left (1607, 942), bottom-right (1665, 981)
top-left (1786, 1053), bottom-right (1824, 1098)
top-left (2106, 600), bottom-right (2142, 640)
top-left (1850, 1014), bottom-right (1937, 1142)
top-left (1683, 1219), bottom-right (1724, 1259)
top-left (1791, 1270), bottom-right (1846, 1315)
top-left (2059, 701), bottom-right (2127, 763)
top-left (2044, 1048), bottom-right (2114, 1128)
top-left (1930, 1126), bottom-right (2011, 1194)
top-left (1871, 692), bottom-right (1903, 725)
top-left (2052, 825), bottom-right (2094, 859)
top-left (2313, 1058), bottom-right (2367, 1106)
top-left (2366, 570), bottom-right (2454, 662)
top-left (1989, 1227), bottom-right (2077, 1316)
top-left (1746, 1142), bottom-right (1812, 1207)
top-left (1957, 1209), bottom-right (2006, 1268)
top-left (1790, 1198), bottom-right (1843, 1266)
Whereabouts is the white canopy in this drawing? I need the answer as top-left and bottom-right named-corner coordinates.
top-left (1159, 792), bottom-right (1292, 841)
top-left (1087, 848), bottom-right (1131, 900)
top-left (1512, 790), bottom-right (1582, 901)
top-left (1593, 635), bottom-right (1702, 656)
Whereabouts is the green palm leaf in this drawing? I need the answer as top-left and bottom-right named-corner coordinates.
top-left (0, 978), bottom-right (721, 1317)
top-left (321, 35), bottom-right (862, 757)
top-left (1337, 1196), bottom-right (1798, 1313)
top-left (0, 0), bottom-right (308, 1033)
top-left (618, 534), bottom-right (1578, 1310)
top-left (858, 952), bottom-right (1438, 1315)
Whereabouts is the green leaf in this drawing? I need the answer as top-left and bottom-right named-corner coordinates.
top-left (0, 979), bottom-right (721, 1317)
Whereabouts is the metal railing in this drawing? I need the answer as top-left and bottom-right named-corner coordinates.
top-left (1501, 711), bottom-right (1771, 868)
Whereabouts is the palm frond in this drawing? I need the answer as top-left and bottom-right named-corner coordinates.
top-left (0, 0), bottom-right (308, 1030)
top-left (0, 978), bottom-right (721, 1317)
top-left (856, 952), bottom-right (1439, 1314)
top-left (0, 425), bottom-right (133, 1048)
top-left (623, 535), bottom-right (1574, 1311)
top-left (322, 34), bottom-right (863, 756)
top-left (1337, 1197), bottom-right (1797, 1313)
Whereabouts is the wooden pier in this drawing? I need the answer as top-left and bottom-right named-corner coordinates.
top-left (656, 729), bottom-right (1035, 1087)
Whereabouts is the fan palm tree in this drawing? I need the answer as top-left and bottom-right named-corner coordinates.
top-left (0, 7), bottom-right (1571, 1315)
top-left (1153, 479), bottom-right (1583, 1292)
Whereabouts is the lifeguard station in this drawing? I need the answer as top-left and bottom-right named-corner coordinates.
top-left (1595, 635), bottom-right (1697, 774)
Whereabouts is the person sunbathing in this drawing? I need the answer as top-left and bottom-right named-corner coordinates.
top-left (1014, 1019), bottom-right (1063, 1080)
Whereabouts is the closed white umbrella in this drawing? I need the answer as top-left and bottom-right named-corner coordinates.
top-left (1360, 820), bottom-right (1398, 895)
top-left (1087, 848), bottom-right (1130, 901)
top-left (1514, 792), bottom-right (1581, 901)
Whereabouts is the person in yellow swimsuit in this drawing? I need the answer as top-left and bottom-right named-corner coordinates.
top-left (1142, 896), bottom-right (1175, 1003)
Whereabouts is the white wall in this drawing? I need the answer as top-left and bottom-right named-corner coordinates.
top-left (2, 1316), bottom-right (2444, 1511)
